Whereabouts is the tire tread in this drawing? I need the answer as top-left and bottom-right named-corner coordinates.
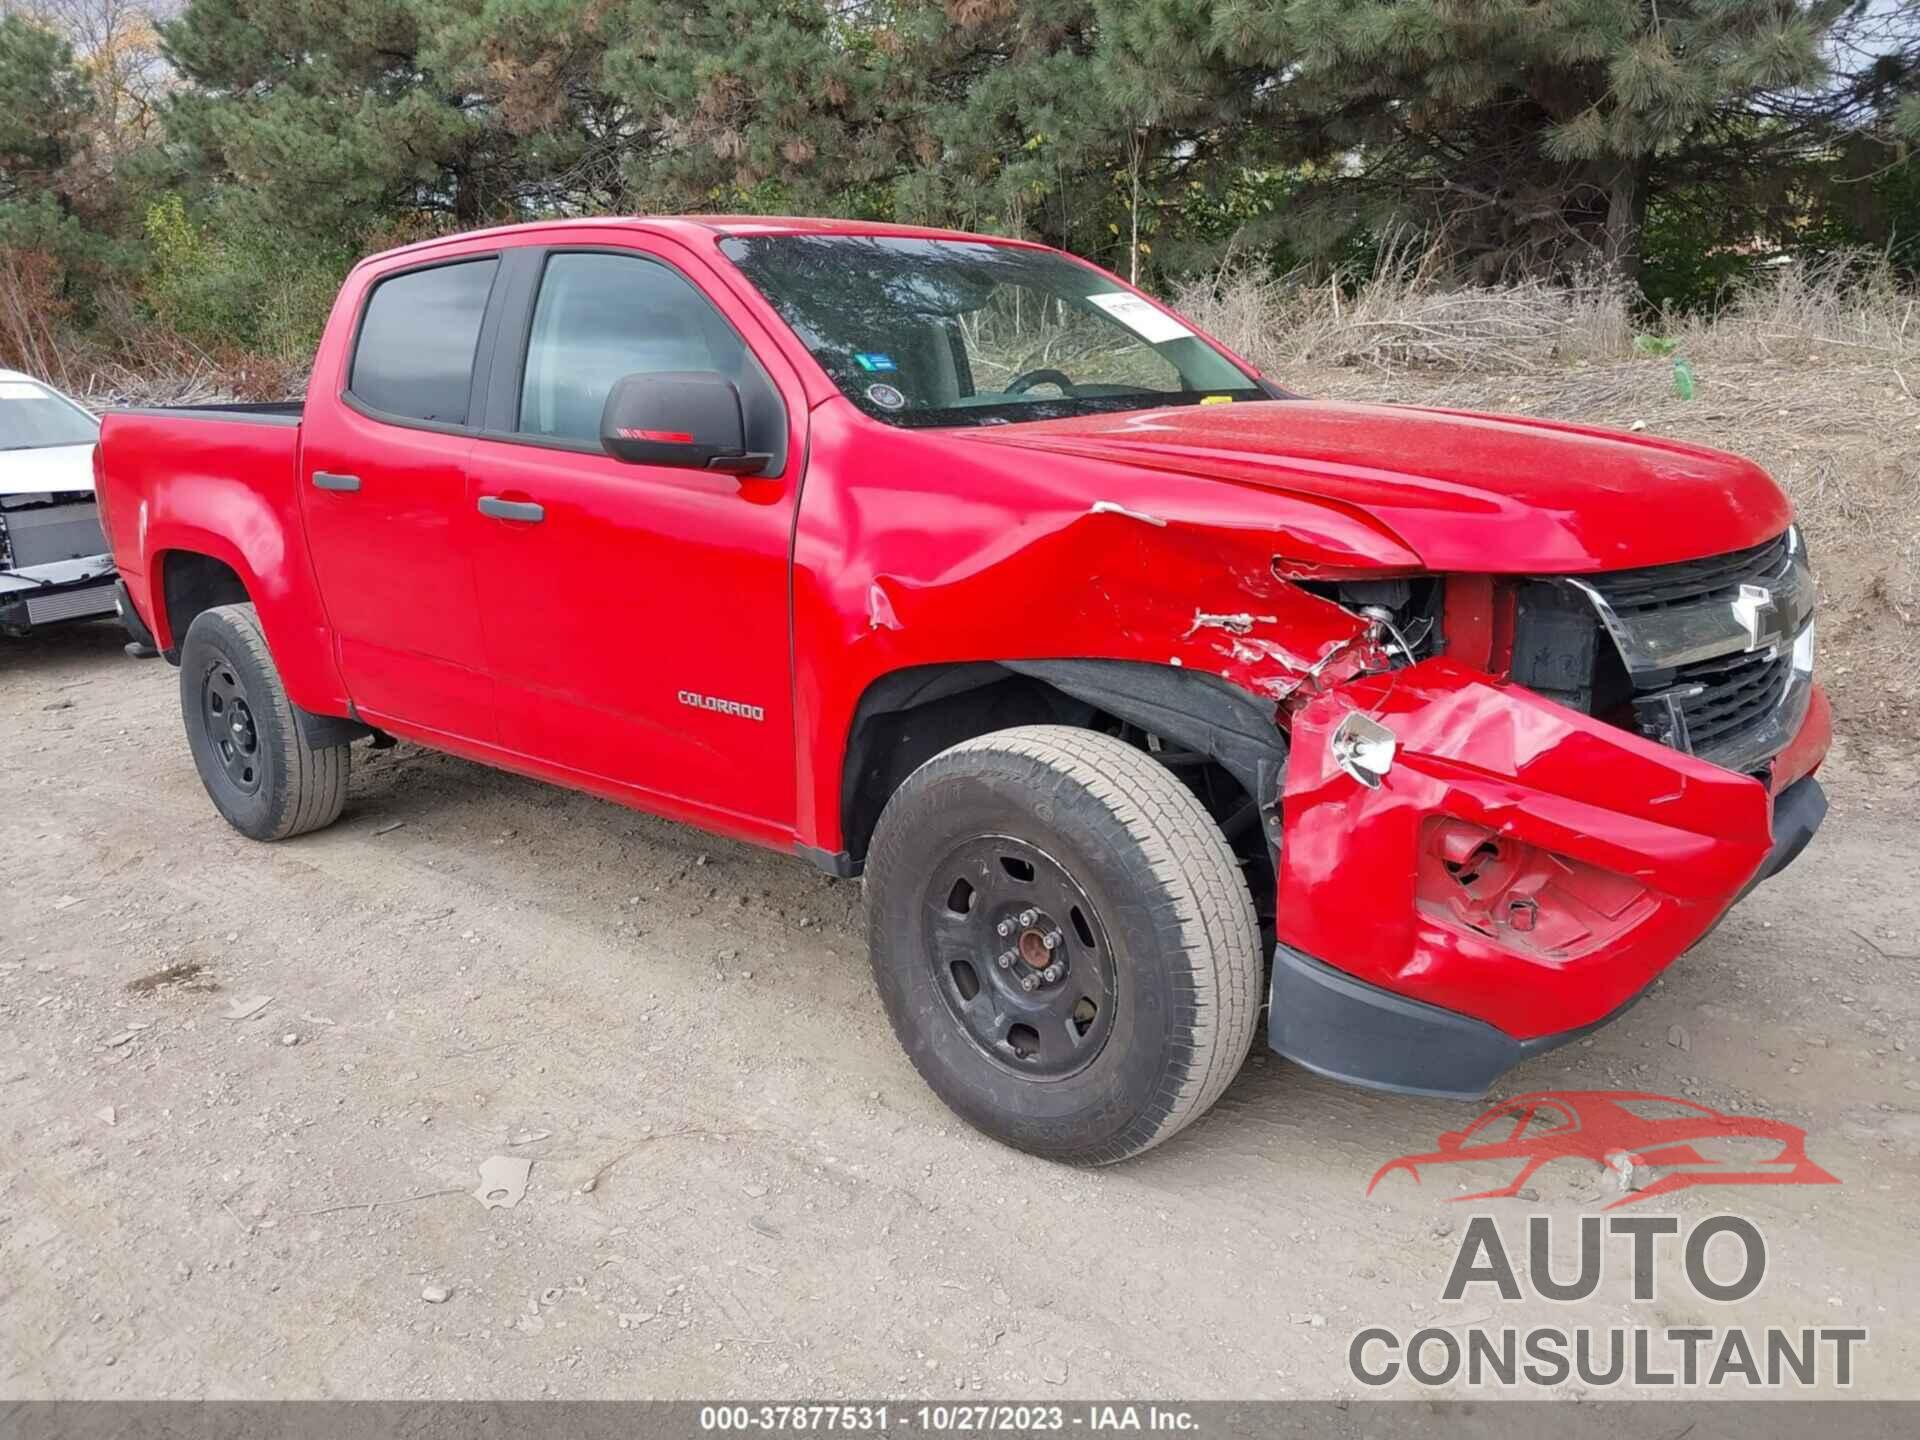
top-left (867, 724), bottom-right (1262, 1164)
top-left (184, 603), bottom-right (349, 840)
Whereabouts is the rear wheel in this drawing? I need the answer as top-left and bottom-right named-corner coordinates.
top-left (179, 603), bottom-right (350, 841)
top-left (865, 725), bottom-right (1262, 1164)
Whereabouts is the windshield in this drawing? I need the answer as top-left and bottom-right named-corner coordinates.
top-left (0, 379), bottom-right (100, 451)
top-left (719, 235), bottom-right (1268, 428)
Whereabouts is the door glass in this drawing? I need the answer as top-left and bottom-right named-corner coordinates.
top-left (518, 252), bottom-right (753, 443)
top-left (349, 259), bottom-right (499, 425)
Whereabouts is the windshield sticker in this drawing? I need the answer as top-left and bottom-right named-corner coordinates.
top-left (866, 383), bottom-right (906, 411)
top-left (0, 382), bottom-right (50, 401)
top-left (854, 353), bottom-right (897, 373)
top-left (1086, 292), bottom-right (1194, 345)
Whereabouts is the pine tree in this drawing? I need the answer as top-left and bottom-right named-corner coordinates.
top-left (0, 13), bottom-right (93, 211)
top-left (1101, 0), bottom-right (1843, 279)
top-left (159, 0), bottom-right (640, 238)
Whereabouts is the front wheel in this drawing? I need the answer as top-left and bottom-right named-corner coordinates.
top-left (864, 725), bottom-right (1263, 1164)
top-left (179, 603), bottom-right (350, 841)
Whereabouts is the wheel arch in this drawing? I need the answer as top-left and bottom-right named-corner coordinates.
top-left (831, 658), bottom-right (1288, 875)
top-left (156, 548), bottom-right (252, 655)
top-left (154, 549), bottom-right (366, 745)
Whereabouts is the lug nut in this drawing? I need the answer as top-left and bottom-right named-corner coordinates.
top-left (996, 951), bottom-right (1014, 969)
top-left (1019, 975), bottom-right (1037, 992)
top-left (1042, 963), bottom-right (1062, 983)
top-left (996, 920), bottom-right (1012, 937)
top-left (1043, 930), bottom-right (1062, 950)
top-left (1019, 909), bottom-right (1038, 926)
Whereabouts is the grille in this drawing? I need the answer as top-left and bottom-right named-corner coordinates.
top-left (1520, 528), bottom-right (1808, 773)
top-left (1666, 647), bottom-right (1795, 755)
top-left (1582, 532), bottom-right (1791, 617)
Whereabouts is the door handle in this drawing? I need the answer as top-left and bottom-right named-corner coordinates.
top-left (312, 471), bottom-right (361, 493)
top-left (478, 496), bottom-right (545, 523)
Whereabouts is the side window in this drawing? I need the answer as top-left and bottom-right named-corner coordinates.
top-left (517, 252), bottom-right (774, 449)
top-left (349, 259), bottom-right (498, 425)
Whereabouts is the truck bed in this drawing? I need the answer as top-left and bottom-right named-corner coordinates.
top-left (95, 403), bottom-right (308, 654)
top-left (111, 401), bottom-right (303, 425)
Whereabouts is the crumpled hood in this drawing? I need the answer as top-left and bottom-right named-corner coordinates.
top-left (0, 443), bottom-right (96, 497)
top-left (955, 399), bottom-right (1791, 573)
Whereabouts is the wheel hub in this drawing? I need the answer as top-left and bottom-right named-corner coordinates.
top-left (924, 835), bottom-right (1117, 1080)
top-left (201, 661), bottom-right (263, 795)
top-left (1018, 928), bottom-right (1052, 969)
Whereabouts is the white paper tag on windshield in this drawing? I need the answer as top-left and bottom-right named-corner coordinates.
top-left (1086, 292), bottom-right (1194, 345)
top-left (0, 382), bottom-right (48, 401)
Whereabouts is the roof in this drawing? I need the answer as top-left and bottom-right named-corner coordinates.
top-left (358, 214), bottom-right (1050, 270)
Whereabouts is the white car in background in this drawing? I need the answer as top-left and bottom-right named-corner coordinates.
top-left (0, 369), bottom-right (120, 637)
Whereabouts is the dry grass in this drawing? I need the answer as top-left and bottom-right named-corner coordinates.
top-left (1175, 236), bottom-right (1636, 373)
top-left (1179, 249), bottom-right (1920, 737)
top-left (1673, 253), bottom-right (1920, 365)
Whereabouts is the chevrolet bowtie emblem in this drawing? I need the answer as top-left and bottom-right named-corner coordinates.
top-left (1730, 583), bottom-right (1780, 651)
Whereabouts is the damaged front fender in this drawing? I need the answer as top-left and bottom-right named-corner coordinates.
top-left (796, 399), bottom-right (1398, 855)
top-left (1277, 658), bottom-right (1775, 1041)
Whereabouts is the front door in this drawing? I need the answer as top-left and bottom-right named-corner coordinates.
top-left (300, 254), bottom-right (500, 740)
top-left (464, 244), bottom-right (801, 839)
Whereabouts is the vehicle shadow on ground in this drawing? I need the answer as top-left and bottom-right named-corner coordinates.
top-left (313, 736), bottom-right (1523, 1183)
top-left (330, 733), bottom-right (1641, 1094)
top-left (335, 735), bottom-right (802, 869)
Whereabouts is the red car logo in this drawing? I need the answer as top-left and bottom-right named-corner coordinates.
top-left (1368, 1090), bottom-right (1839, 1210)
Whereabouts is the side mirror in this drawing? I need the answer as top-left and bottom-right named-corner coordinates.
top-left (599, 370), bottom-right (766, 474)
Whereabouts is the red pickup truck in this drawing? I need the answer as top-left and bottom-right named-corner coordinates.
top-left (96, 217), bottom-right (1829, 1163)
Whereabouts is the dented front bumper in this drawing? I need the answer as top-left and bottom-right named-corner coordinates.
top-left (1268, 658), bottom-right (1831, 1099)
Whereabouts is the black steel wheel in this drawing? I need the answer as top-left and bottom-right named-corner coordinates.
top-left (925, 835), bottom-right (1117, 1081)
top-left (178, 603), bottom-right (351, 841)
top-left (199, 658), bottom-right (264, 795)
top-left (866, 725), bottom-right (1263, 1164)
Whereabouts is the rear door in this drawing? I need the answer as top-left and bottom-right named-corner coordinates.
top-left (463, 239), bottom-right (803, 840)
top-left (300, 254), bottom-right (502, 738)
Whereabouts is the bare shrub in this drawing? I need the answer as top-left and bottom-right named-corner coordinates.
top-left (1671, 251), bottom-right (1920, 364)
top-left (1174, 236), bottom-right (1635, 375)
top-left (0, 248), bottom-right (80, 387)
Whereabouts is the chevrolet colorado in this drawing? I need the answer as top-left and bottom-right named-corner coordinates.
top-left (95, 217), bottom-right (1830, 1163)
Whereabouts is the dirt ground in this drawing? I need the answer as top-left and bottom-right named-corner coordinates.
top-left (3, 618), bottom-right (1918, 1401)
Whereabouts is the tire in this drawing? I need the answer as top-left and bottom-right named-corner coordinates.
top-left (178, 602), bottom-right (350, 841)
top-left (864, 725), bottom-right (1263, 1164)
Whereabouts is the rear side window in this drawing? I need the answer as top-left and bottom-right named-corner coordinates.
top-left (349, 259), bottom-right (499, 425)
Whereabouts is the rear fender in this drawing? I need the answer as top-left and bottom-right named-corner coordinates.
top-left (144, 499), bottom-right (345, 717)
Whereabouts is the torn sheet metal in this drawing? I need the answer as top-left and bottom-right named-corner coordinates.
top-left (1275, 657), bottom-right (1774, 1041)
top-left (1183, 610), bottom-right (1277, 638)
top-left (1087, 500), bottom-right (1168, 528)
